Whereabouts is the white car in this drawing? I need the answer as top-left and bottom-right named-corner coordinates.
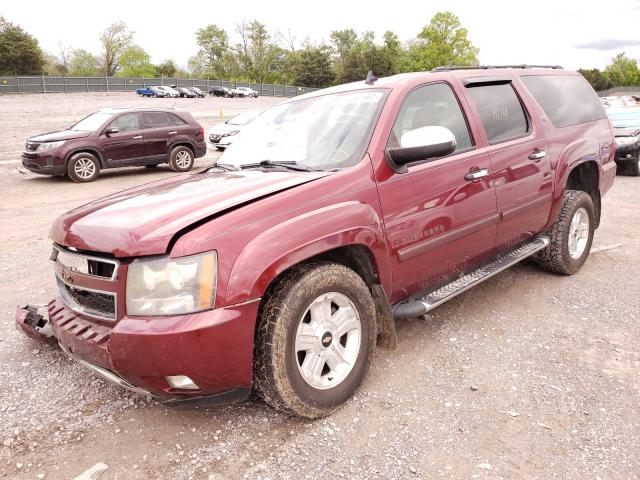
top-left (156, 86), bottom-right (181, 98)
top-left (233, 86), bottom-right (259, 98)
top-left (208, 110), bottom-right (260, 150)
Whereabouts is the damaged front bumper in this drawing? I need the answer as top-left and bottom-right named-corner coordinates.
top-left (15, 304), bottom-right (57, 345)
top-left (15, 297), bottom-right (260, 405)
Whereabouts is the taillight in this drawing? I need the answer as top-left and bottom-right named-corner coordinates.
top-left (198, 127), bottom-right (204, 137)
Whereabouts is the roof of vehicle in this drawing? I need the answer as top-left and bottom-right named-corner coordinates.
top-left (97, 107), bottom-right (185, 114)
top-left (287, 65), bottom-right (578, 103)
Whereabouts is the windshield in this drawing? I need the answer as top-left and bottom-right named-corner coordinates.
top-left (70, 112), bottom-right (113, 131)
top-left (228, 112), bottom-right (258, 126)
top-left (219, 89), bottom-right (386, 170)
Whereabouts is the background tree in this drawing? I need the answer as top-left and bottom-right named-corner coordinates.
top-left (68, 49), bottom-right (99, 76)
top-left (604, 53), bottom-right (640, 87)
top-left (0, 16), bottom-right (44, 75)
top-left (195, 24), bottom-right (232, 78)
top-left (402, 12), bottom-right (478, 71)
top-left (288, 44), bottom-right (334, 87)
top-left (118, 45), bottom-right (155, 77)
top-left (155, 59), bottom-right (177, 77)
top-left (43, 52), bottom-right (67, 75)
top-left (247, 21), bottom-right (280, 83)
top-left (99, 21), bottom-right (134, 76)
top-left (578, 68), bottom-right (614, 91)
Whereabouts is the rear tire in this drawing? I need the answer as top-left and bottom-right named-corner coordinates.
top-left (254, 262), bottom-right (376, 418)
top-left (168, 146), bottom-right (194, 172)
top-left (67, 152), bottom-right (100, 183)
top-left (536, 190), bottom-right (595, 275)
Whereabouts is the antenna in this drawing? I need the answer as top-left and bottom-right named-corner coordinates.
top-left (365, 70), bottom-right (378, 85)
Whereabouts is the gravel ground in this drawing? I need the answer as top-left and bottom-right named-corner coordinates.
top-left (0, 93), bottom-right (639, 479)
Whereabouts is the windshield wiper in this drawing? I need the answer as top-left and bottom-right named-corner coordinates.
top-left (240, 160), bottom-right (312, 172)
top-left (205, 162), bottom-right (239, 172)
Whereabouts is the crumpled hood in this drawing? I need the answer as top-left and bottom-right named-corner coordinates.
top-left (29, 130), bottom-right (92, 142)
top-left (51, 169), bottom-right (328, 257)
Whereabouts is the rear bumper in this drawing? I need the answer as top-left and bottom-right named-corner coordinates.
top-left (16, 297), bottom-right (260, 400)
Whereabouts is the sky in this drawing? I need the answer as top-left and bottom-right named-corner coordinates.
top-left (2, 0), bottom-right (640, 71)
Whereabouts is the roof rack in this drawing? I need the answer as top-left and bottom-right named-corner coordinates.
top-left (431, 64), bottom-right (563, 72)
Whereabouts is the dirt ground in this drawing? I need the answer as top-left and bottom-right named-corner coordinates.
top-left (0, 93), bottom-right (639, 480)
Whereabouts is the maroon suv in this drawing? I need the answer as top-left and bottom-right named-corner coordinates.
top-left (22, 107), bottom-right (207, 182)
top-left (17, 66), bottom-right (616, 418)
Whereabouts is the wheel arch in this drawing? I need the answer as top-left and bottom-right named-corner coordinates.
top-left (169, 140), bottom-right (196, 157)
top-left (64, 147), bottom-right (106, 169)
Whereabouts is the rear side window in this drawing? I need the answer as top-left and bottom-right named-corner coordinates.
top-left (521, 75), bottom-right (607, 128)
top-left (467, 83), bottom-right (529, 144)
top-left (143, 111), bottom-right (171, 128)
top-left (169, 113), bottom-right (188, 126)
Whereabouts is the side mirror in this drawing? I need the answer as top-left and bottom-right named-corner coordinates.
top-left (105, 127), bottom-right (119, 137)
top-left (386, 126), bottom-right (456, 173)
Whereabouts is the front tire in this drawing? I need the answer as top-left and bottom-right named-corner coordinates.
top-left (67, 152), bottom-right (100, 183)
top-left (168, 146), bottom-right (194, 172)
top-left (254, 262), bottom-right (376, 418)
top-left (627, 151), bottom-right (640, 176)
top-left (536, 190), bottom-right (595, 275)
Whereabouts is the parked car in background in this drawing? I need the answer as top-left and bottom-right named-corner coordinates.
top-left (233, 86), bottom-right (259, 98)
top-left (171, 86), bottom-right (197, 98)
top-left (209, 86), bottom-right (235, 97)
top-left (157, 86), bottom-right (181, 98)
top-left (21, 107), bottom-right (206, 182)
top-left (208, 110), bottom-right (260, 150)
top-left (135, 86), bottom-right (167, 98)
top-left (607, 106), bottom-right (640, 175)
top-left (16, 66), bottom-right (615, 419)
top-left (189, 87), bottom-right (206, 98)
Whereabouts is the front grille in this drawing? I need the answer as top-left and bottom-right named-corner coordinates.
top-left (53, 246), bottom-right (118, 281)
top-left (210, 134), bottom-right (222, 142)
top-left (56, 276), bottom-right (117, 320)
top-left (25, 141), bottom-right (40, 151)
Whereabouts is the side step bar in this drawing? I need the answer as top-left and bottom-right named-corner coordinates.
top-left (392, 235), bottom-right (550, 321)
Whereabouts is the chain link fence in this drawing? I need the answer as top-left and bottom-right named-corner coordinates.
top-left (0, 76), bottom-right (320, 97)
top-left (597, 86), bottom-right (640, 97)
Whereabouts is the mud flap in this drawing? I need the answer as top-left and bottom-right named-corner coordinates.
top-left (15, 304), bottom-right (58, 346)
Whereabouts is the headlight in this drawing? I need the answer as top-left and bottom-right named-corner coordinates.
top-left (126, 251), bottom-right (217, 316)
top-left (37, 140), bottom-right (65, 151)
top-left (224, 130), bottom-right (240, 137)
top-left (615, 136), bottom-right (638, 147)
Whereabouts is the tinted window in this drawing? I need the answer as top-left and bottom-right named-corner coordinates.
top-left (521, 75), bottom-right (607, 128)
top-left (108, 113), bottom-right (140, 133)
top-left (168, 113), bottom-right (187, 126)
top-left (467, 84), bottom-right (529, 144)
top-left (388, 83), bottom-right (473, 152)
top-left (143, 111), bottom-right (171, 128)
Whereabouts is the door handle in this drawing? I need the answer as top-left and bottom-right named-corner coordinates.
top-left (168, 131), bottom-right (177, 135)
top-left (464, 168), bottom-right (489, 181)
top-left (528, 149), bottom-right (546, 161)
top-left (132, 135), bottom-right (143, 140)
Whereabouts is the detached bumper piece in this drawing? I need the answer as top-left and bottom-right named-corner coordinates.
top-left (15, 304), bottom-right (57, 345)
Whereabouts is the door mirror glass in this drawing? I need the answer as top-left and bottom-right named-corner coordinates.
top-left (387, 126), bottom-right (456, 171)
top-left (105, 127), bottom-right (119, 136)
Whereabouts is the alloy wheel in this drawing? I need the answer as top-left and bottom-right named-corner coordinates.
top-left (568, 207), bottom-right (589, 259)
top-left (73, 158), bottom-right (96, 179)
top-left (295, 292), bottom-right (362, 390)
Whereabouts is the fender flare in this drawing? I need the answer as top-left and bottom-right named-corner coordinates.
top-left (546, 137), bottom-right (600, 228)
top-left (223, 201), bottom-right (392, 306)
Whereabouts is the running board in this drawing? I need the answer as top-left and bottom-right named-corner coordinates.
top-left (392, 235), bottom-right (550, 321)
